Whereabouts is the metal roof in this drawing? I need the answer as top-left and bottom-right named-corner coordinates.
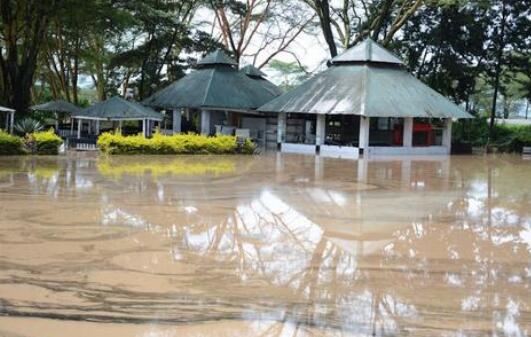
top-left (259, 40), bottom-right (472, 119)
top-left (241, 65), bottom-right (284, 97)
top-left (0, 105), bottom-right (15, 112)
top-left (331, 38), bottom-right (403, 65)
top-left (240, 65), bottom-right (267, 78)
top-left (144, 52), bottom-right (282, 111)
top-left (31, 100), bottom-right (81, 113)
top-left (73, 96), bottom-right (163, 120)
top-left (259, 65), bottom-right (471, 118)
top-left (197, 50), bottom-right (238, 67)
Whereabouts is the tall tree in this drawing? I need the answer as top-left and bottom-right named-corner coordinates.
top-left (0, 0), bottom-right (57, 114)
top-left (210, 0), bottom-right (314, 66)
top-left (303, 0), bottom-right (423, 58)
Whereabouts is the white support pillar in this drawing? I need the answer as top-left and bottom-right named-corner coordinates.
top-left (200, 110), bottom-right (211, 135)
top-left (358, 116), bottom-right (370, 155)
top-left (95, 120), bottom-right (100, 135)
top-left (442, 118), bottom-right (453, 154)
top-left (5, 113), bottom-right (9, 131)
top-left (403, 117), bottom-right (413, 148)
top-left (142, 119), bottom-right (147, 137)
top-left (316, 114), bottom-right (326, 146)
top-left (54, 112), bottom-right (59, 131)
top-left (77, 119), bottom-right (82, 139)
top-left (9, 111), bottom-right (14, 134)
top-left (173, 109), bottom-right (181, 134)
top-left (277, 112), bottom-right (286, 147)
top-left (118, 120), bottom-right (123, 132)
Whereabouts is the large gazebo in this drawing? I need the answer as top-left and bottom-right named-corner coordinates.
top-left (259, 39), bottom-right (472, 157)
top-left (72, 96), bottom-right (163, 138)
top-left (143, 50), bottom-right (282, 141)
top-left (0, 105), bottom-right (15, 134)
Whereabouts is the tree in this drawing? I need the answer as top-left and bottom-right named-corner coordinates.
top-left (302, 0), bottom-right (423, 58)
top-left (0, 0), bottom-right (58, 115)
top-left (210, 0), bottom-right (314, 67)
top-left (484, 0), bottom-right (529, 141)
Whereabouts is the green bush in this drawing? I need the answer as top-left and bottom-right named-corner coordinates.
top-left (27, 129), bottom-right (63, 155)
top-left (453, 118), bottom-right (531, 152)
top-left (97, 132), bottom-right (255, 155)
top-left (0, 131), bottom-right (25, 155)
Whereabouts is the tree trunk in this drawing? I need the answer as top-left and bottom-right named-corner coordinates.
top-left (488, 0), bottom-right (507, 143)
top-left (315, 0), bottom-right (337, 57)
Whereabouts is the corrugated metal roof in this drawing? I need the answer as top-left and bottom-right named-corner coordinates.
top-left (258, 64), bottom-right (472, 118)
top-left (144, 51), bottom-right (282, 111)
top-left (241, 65), bottom-right (267, 78)
top-left (73, 96), bottom-right (163, 120)
top-left (331, 38), bottom-right (403, 65)
top-left (259, 40), bottom-right (472, 119)
top-left (241, 65), bottom-right (284, 97)
top-left (31, 100), bottom-right (81, 113)
top-left (197, 50), bottom-right (238, 67)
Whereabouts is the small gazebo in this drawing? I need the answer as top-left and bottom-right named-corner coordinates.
top-left (143, 50), bottom-right (281, 138)
top-left (31, 100), bottom-right (81, 131)
top-left (71, 96), bottom-right (163, 138)
top-left (0, 105), bottom-right (15, 134)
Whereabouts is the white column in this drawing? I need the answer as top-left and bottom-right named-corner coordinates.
top-left (442, 118), bottom-right (453, 154)
top-left (142, 119), bottom-right (147, 137)
top-left (277, 112), bottom-right (286, 146)
top-left (358, 116), bottom-right (370, 155)
top-left (77, 119), bottom-right (82, 139)
top-left (316, 114), bottom-right (326, 146)
top-left (118, 120), bottom-right (123, 131)
top-left (95, 120), bottom-right (100, 135)
top-left (55, 112), bottom-right (59, 131)
top-left (9, 111), bottom-right (14, 134)
top-left (5, 112), bottom-right (9, 131)
top-left (200, 110), bottom-right (211, 135)
top-left (403, 117), bottom-right (413, 147)
top-left (173, 109), bottom-right (181, 134)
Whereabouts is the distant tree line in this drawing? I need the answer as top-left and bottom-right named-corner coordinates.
top-left (0, 0), bottom-right (529, 138)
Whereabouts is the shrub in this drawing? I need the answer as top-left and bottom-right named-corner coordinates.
top-left (0, 131), bottom-right (25, 155)
top-left (26, 129), bottom-right (63, 155)
top-left (453, 118), bottom-right (531, 152)
top-left (13, 118), bottom-right (44, 136)
top-left (97, 132), bottom-right (255, 155)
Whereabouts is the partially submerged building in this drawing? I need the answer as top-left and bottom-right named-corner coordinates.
top-left (143, 50), bottom-right (282, 144)
top-left (258, 39), bottom-right (472, 157)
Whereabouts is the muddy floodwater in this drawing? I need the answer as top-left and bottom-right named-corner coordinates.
top-left (0, 154), bottom-right (529, 337)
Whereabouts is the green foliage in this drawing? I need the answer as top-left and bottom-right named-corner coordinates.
top-left (453, 118), bottom-right (531, 152)
top-left (0, 131), bottom-right (25, 155)
top-left (13, 118), bottom-right (44, 136)
top-left (97, 132), bottom-right (255, 155)
top-left (26, 129), bottom-right (63, 155)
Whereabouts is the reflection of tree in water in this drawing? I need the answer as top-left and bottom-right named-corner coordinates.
top-left (1, 155), bottom-right (528, 336)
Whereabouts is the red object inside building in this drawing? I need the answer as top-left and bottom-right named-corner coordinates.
top-left (392, 122), bottom-right (434, 146)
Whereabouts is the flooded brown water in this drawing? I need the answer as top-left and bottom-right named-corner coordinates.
top-left (0, 154), bottom-right (529, 336)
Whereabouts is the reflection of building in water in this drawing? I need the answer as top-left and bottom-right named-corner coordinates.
top-left (2, 155), bottom-right (528, 336)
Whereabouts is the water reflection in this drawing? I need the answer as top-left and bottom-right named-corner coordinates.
top-left (0, 154), bottom-right (529, 336)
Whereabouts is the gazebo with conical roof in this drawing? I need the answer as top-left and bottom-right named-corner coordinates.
top-left (72, 96), bottom-right (163, 138)
top-left (143, 50), bottom-right (282, 137)
top-left (258, 39), bottom-right (472, 157)
top-left (31, 100), bottom-right (81, 131)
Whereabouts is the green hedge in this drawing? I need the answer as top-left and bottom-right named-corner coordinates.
top-left (0, 131), bottom-right (25, 155)
top-left (0, 129), bottom-right (63, 155)
top-left (97, 132), bottom-right (255, 155)
top-left (26, 129), bottom-right (63, 155)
